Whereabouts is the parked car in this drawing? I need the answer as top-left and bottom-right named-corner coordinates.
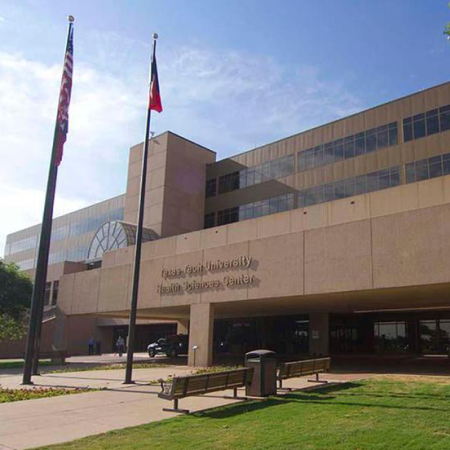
top-left (147, 334), bottom-right (188, 358)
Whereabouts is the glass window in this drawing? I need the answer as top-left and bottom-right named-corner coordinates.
top-left (344, 136), bottom-right (355, 159)
top-left (390, 167), bottom-right (401, 186)
top-left (429, 155), bottom-right (443, 178)
top-left (355, 132), bottom-right (365, 156)
top-left (52, 281), bottom-right (59, 305)
top-left (262, 162), bottom-right (271, 181)
top-left (205, 179), bottom-right (217, 198)
top-left (403, 117), bottom-right (413, 142)
top-left (367, 172), bottom-right (379, 192)
top-left (413, 113), bottom-right (426, 139)
top-left (334, 180), bottom-right (345, 199)
top-left (269, 197), bottom-right (278, 214)
top-left (239, 170), bottom-right (247, 189)
top-left (440, 105), bottom-right (450, 132)
top-left (297, 191), bottom-right (306, 208)
top-left (365, 129), bottom-right (377, 153)
top-left (426, 109), bottom-right (439, 135)
top-left (324, 142), bottom-right (335, 165)
top-left (344, 178), bottom-right (355, 197)
top-left (261, 199), bottom-right (270, 216)
top-left (44, 282), bottom-right (51, 306)
top-left (314, 145), bottom-right (324, 167)
top-left (416, 159), bottom-right (429, 181)
top-left (378, 169), bottom-right (390, 189)
top-left (406, 162), bottom-right (415, 183)
top-left (254, 165), bottom-right (262, 184)
top-left (298, 152), bottom-right (306, 172)
top-left (388, 122), bottom-right (398, 146)
top-left (324, 183), bottom-right (334, 202)
top-left (443, 153), bottom-right (450, 175)
top-left (355, 175), bottom-right (367, 195)
top-left (305, 149), bottom-right (314, 170)
top-left (334, 139), bottom-right (344, 161)
top-left (377, 125), bottom-right (388, 150)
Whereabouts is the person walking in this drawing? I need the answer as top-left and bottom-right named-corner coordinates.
top-left (116, 336), bottom-right (125, 357)
top-left (88, 337), bottom-right (95, 355)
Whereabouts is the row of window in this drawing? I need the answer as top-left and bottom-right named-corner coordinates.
top-left (7, 235), bottom-right (38, 256)
top-left (205, 166), bottom-right (403, 228)
top-left (239, 154), bottom-right (295, 190)
top-left (44, 280), bottom-right (59, 307)
top-left (298, 122), bottom-right (398, 172)
top-left (16, 259), bottom-right (35, 270)
top-left (403, 105), bottom-right (450, 142)
top-left (405, 152), bottom-right (450, 184)
top-left (297, 167), bottom-right (400, 208)
top-left (213, 155), bottom-right (297, 196)
top-left (6, 207), bottom-right (125, 256)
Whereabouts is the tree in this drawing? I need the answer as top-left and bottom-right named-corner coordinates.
top-left (445, 3), bottom-right (450, 37)
top-left (0, 258), bottom-right (33, 342)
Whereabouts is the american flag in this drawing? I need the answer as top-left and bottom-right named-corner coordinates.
top-left (55, 23), bottom-right (73, 166)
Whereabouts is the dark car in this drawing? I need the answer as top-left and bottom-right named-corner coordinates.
top-left (147, 334), bottom-right (188, 358)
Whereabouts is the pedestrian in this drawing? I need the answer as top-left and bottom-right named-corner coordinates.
top-left (88, 337), bottom-right (95, 355)
top-left (116, 336), bottom-right (125, 357)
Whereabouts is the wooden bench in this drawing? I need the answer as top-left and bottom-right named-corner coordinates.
top-left (277, 357), bottom-right (331, 389)
top-left (158, 367), bottom-right (254, 414)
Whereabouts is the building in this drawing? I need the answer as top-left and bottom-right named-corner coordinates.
top-left (4, 81), bottom-right (450, 365)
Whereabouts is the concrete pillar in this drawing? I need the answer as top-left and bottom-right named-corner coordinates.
top-left (188, 303), bottom-right (214, 367)
top-left (177, 319), bottom-right (189, 335)
top-left (309, 313), bottom-right (329, 356)
top-left (51, 307), bottom-right (68, 352)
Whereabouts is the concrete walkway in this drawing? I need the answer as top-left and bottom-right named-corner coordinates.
top-left (0, 366), bottom-right (364, 450)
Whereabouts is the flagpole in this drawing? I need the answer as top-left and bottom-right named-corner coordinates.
top-left (22, 16), bottom-right (74, 385)
top-left (124, 34), bottom-right (158, 384)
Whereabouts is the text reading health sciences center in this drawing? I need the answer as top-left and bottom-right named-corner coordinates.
top-left (157, 256), bottom-right (255, 294)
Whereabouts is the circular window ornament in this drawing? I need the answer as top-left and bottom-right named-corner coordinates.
top-left (86, 221), bottom-right (158, 261)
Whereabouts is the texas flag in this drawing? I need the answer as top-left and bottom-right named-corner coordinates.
top-left (149, 47), bottom-right (162, 113)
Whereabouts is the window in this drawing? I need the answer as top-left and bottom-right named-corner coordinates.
top-left (217, 207), bottom-right (239, 226)
top-left (297, 122), bottom-right (399, 172)
top-left (297, 166), bottom-right (401, 208)
top-left (405, 152), bottom-right (450, 185)
top-left (205, 179), bottom-right (217, 198)
top-left (44, 282), bottom-right (51, 306)
top-left (218, 172), bottom-right (240, 194)
top-left (52, 281), bottom-right (59, 305)
top-left (204, 212), bottom-right (215, 229)
top-left (403, 104), bottom-right (450, 142)
top-left (374, 321), bottom-right (408, 353)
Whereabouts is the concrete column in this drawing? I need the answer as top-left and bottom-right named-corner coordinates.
top-left (177, 319), bottom-right (189, 335)
top-left (309, 313), bottom-right (329, 356)
top-left (188, 303), bottom-right (214, 367)
top-left (51, 307), bottom-right (68, 352)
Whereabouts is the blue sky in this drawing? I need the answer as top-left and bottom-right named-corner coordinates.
top-left (0, 0), bottom-right (449, 254)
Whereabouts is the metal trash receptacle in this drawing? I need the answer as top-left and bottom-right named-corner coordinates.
top-left (245, 349), bottom-right (277, 396)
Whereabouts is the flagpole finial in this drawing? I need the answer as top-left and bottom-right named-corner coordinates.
top-left (68, 15), bottom-right (74, 22)
top-left (152, 33), bottom-right (158, 40)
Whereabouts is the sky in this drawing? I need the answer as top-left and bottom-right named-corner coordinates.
top-left (0, 0), bottom-right (449, 256)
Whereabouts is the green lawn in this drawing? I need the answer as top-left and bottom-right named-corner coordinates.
top-left (37, 377), bottom-right (450, 450)
top-left (0, 360), bottom-right (56, 370)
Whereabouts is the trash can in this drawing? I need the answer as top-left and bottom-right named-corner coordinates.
top-left (245, 349), bottom-right (277, 397)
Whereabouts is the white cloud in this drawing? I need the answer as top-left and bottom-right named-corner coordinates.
top-left (0, 42), bottom-right (363, 257)
top-left (0, 16), bottom-right (5, 23)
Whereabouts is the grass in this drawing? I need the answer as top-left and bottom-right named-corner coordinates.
top-left (0, 387), bottom-right (93, 403)
top-left (47, 362), bottom-right (169, 374)
top-left (0, 360), bottom-right (57, 370)
top-left (35, 376), bottom-right (450, 450)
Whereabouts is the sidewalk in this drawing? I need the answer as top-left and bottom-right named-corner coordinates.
top-left (0, 366), bottom-right (364, 450)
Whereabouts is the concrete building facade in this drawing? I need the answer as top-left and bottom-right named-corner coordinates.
top-left (5, 82), bottom-right (450, 365)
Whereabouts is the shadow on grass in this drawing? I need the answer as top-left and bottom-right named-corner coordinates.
top-left (193, 381), bottom-right (450, 419)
